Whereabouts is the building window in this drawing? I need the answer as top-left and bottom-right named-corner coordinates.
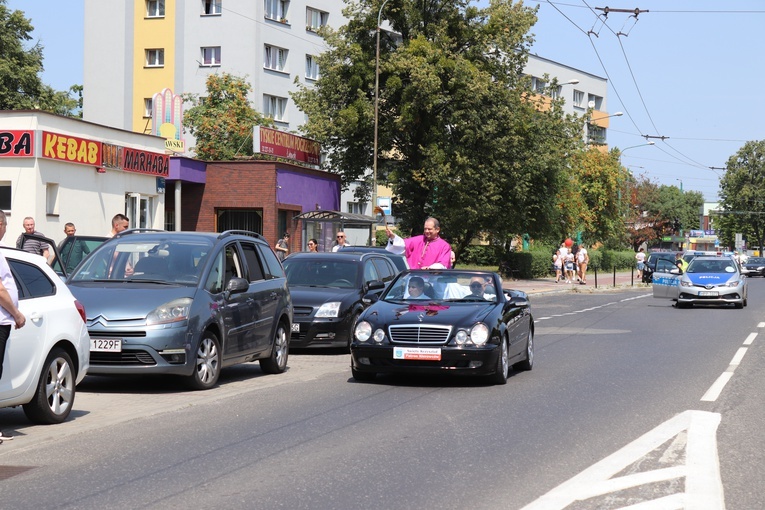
top-left (587, 124), bottom-right (606, 144)
top-left (145, 49), bottom-right (165, 67)
top-left (164, 209), bottom-right (175, 231)
top-left (265, 0), bottom-right (289, 22)
top-left (347, 202), bottom-right (366, 215)
top-left (305, 54), bottom-right (319, 80)
top-left (201, 47), bottom-right (221, 66)
top-left (46, 183), bottom-right (59, 216)
top-left (573, 89), bottom-right (584, 108)
top-left (263, 95), bottom-right (287, 122)
top-left (0, 182), bottom-right (11, 211)
top-left (146, 0), bottom-right (165, 17)
top-left (202, 0), bottom-right (222, 15)
top-left (264, 45), bottom-right (288, 72)
top-left (217, 209), bottom-right (263, 233)
top-left (143, 98), bottom-right (153, 118)
top-left (588, 93), bottom-right (603, 111)
top-left (306, 7), bottom-right (328, 32)
top-left (530, 76), bottom-right (546, 94)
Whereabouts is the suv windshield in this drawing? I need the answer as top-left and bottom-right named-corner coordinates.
top-left (283, 259), bottom-right (360, 288)
top-left (70, 237), bottom-right (214, 284)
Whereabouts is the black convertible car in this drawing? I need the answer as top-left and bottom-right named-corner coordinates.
top-left (350, 270), bottom-right (534, 385)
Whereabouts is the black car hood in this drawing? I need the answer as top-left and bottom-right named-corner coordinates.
top-left (289, 285), bottom-right (361, 307)
top-left (365, 300), bottom-right (494, 325)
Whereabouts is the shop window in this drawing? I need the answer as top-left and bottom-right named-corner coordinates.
top-left (216, 209), bottom-right (263, 233)
top-left (46, 183), bottom-right (59, 216)
top-left (164, 209), bottom-right (175, 231)
top-left (0, 183), bottom-right (11, 211)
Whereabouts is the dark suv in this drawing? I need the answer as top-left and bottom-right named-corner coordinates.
top-left (67, 230), bottom-right (292, 390)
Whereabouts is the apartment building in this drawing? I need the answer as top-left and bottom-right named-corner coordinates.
top-left (83, 0), bottom-right (346, 141)
top-left (524, 54), bottom-right (612, 145)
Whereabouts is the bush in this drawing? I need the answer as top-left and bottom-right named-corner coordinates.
top-left (501, 247), bottom-right (556, 279)
top-left (595, 249), bottom-right (635, 270)
top-left (457, 245), bottom-right (500, 267)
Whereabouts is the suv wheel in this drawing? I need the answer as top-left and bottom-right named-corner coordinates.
top-left (260, 322), bottom-right (289, 374)
top-left (23, 348), bottom-right (76, 424)
top-left (186, 331), bottom-right (221, 390)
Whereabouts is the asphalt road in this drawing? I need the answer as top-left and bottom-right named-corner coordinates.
top-left (1, 280), bottom-right (763, 509)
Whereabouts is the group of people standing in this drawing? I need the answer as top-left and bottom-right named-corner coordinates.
top-left (553, 241), bottom-right (589, 284)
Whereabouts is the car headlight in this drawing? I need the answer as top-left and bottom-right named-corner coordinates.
top-left (470, 323), bottom-right (490, 346)
top-left (355, 321), bottom-right (372, 342)
top-left (680, 280), bottom-right (693, 287)
top-left (373, 329), bottom-right (386, 343)
top-left (726, 280), bottom-right (741, 287)
top-left (146, 298), bottom-right (192, 325)
top-left (455, 330), bottom-right (468, 345)
top-left (316, 302), bottom-right (341, 318)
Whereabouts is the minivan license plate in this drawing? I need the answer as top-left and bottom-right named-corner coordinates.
top-left (90, 338), bottom-right (122, 352)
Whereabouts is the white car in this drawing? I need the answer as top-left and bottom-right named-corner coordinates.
top-left (0, 245), bottom-right (90, 424)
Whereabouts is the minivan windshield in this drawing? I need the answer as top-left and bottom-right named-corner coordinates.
top-left (70, 237), bottom-right (213, 284)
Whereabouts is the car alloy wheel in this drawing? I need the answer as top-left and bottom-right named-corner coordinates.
top-left (491, 335), bottom-right (509, 385)
top-left (186, 331), bottom-right (221, 390)
top-left (23, 348), bottom-right (76, 424)
top-left (260, 322), bottom-right (289, 374)
top-left (514, 330), bottom-right (534, 371)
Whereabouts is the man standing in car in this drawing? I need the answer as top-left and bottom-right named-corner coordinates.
top-left (385, 217), bottom-right (452, 269)
top-left (0, 211), bottom-right (27, 442)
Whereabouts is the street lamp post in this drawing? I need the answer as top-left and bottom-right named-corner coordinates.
top-left (619, 141), bottom-right (655, 162)
top-left (372, 0), bottom-right (390, 226)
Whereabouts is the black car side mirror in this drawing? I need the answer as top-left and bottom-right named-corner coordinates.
top-left (362, 293), bottom-right (380, 306)
top-left (226, 277), bottom-right (249, 295)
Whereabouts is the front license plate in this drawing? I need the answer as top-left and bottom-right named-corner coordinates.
top-left (90, 338), bottom-right (122, 352)
top-left (393, 347), bottom-right (442, 361)
top-left (699, 291), bottom-right (718, 297)
top-left (291, 323), bottom-right (300, 333)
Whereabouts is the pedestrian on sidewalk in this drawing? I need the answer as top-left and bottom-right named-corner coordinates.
top-left (577, 244), bottom-right (589, 284)
top-left (636, 247), bottom-right (646, 281)
top-left (564, 250), bottom-right (575, 283)
top-left (553, 249), bottom-right (563, 283)
top-left (0, 211), bottom-right (27, 444)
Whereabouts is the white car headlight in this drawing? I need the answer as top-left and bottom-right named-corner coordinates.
top-left (373, 329), bottom-right (386, 343)
top-left (355, 321), bottom-right (372, 342)
top-left (726, 280), bottom-right (741, 288)
top-left (470, 323), bottom-right (490, 346)
top-left (316, 302), bottom-right (341, 318)
top-left (146, 298), bottom-right (192, 325)
top-left (455, 330), bottom-right (468, 345)
top-left (680, 280), bottom-right (693, 287)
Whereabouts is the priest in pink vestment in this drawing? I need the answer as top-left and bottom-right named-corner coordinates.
top-left (385, 217), bottom-right (452, 269)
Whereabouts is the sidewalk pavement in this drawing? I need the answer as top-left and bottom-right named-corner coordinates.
top-left (502, 270), bottom-right (649, 295)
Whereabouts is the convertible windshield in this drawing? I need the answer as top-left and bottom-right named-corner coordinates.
top-left (383, 271), bottom-right (498, 303)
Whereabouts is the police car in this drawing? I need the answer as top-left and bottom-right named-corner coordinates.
top-left (652, 255), bottom-right (748, 309)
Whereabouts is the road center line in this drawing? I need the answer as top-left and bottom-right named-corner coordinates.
top-left (743, 332), bottom-right (757, 345)
top-left (701, 332), bottom-right (756, 402)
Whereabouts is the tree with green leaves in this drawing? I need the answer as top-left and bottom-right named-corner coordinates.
top-left (182, 73), bottom-right (272, 161)
top-left (0, 0), bottom-right (81, 116)
top-left (292, 0), bottom-right (583, 255)
top-left (718, 140), bottom-right (765, 253)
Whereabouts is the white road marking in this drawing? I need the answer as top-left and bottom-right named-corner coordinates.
top-left (743, 332), bottom-right (757, 345)
top-left (534, 294), bottom-right (651, 323)
top-left (730, 347), bottom-right (748, 366)
top-left (701, 373), bottom-right (734, 402)
top-left (758, 322), bottom-right (765, 328)
top-left (521, 410), bottom-right (723, 510)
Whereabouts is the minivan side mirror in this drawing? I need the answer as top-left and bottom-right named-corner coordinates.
top-left (226, 277), bottom-right (249, 294)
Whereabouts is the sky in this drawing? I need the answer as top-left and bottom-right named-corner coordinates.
top-left (9, 0), bottom-right (765, 202)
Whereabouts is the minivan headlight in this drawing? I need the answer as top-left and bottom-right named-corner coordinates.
top-left (146, 298), bottom-right (192, 325)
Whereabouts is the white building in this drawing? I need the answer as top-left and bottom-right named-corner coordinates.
top-left (0, 111), bottom-right (167, 245)
top-left (83, 0), bottom-right (347, 140)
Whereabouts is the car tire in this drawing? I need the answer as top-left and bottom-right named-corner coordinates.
top-left (351, 366), bottom-right (377, 382)
top-left (260, 321), bottom-right (289, 374)
top-left (186, 331), bottom-right (221, 390)
top-left (513, 329), bottom-right (534, 372)
top-left (491, 335), bottom-right (509, 385)
top-left (22, 348), bottom-right (76, 424)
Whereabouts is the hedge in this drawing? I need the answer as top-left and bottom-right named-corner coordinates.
top-left (499, 247), bottom-right (637, 279)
